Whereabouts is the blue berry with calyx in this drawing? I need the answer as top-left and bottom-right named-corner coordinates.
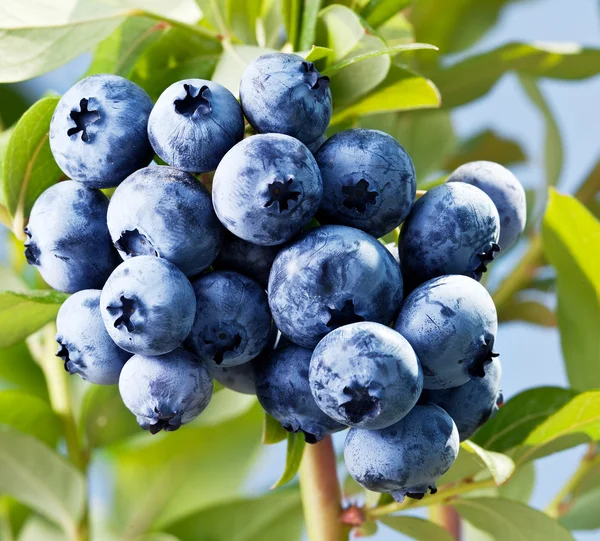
top-left (100, 256), bottom-right (196, 356)
top-left (394, 275), bottom-right (498, 390)
top-left (309, 322), bottom-right (422, 429)
top-left (119, 348), bottom-right (213, 434)
top-left (212, 133), bottom-right (323, 246)
top-left (55, 290), bottom-right (130, 385)
top-left (24, 181), bottom-right (120, 293)
top-left (50, 74), bottom-right (154, 188)
top-left (107, 165), bottom-right (223, 276)
top-left (268, 225), bottom-right (403, 348)
top-left (315, 129), bottom-right (416, 238)
top-left (148, 79), bottom-right (244, 173)
top-left (240, 53), bottom-right (332, 145)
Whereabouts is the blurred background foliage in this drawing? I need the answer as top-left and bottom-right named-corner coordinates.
top-left (0, 1), bottom-right (600, 540)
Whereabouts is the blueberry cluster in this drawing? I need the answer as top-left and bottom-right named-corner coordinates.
top-left (27, 52), bottom-right (525, 502)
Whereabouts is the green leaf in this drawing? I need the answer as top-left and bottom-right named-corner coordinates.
top-left (444, 129), bottom-right (526, 172)
top-left (560, 486), bottom-right (600, 531)
top-left (2, 97), bottom-right (62, 238)
top-left (262, 412), bottom-right (288, 444)
top-left (381, 516), bottom-right (454, 541)
top-left (298, 0), bottom-right (322, 51)
top-left (271, 432), bottom-right (306, 489)
top-left (317, 4), bottom-right (365, 62)
top-left (330, 65), bottom-right (440, 124)
top-left (281, 0), bottom-right (302, 49)
top-left (15, 516), bottom-right (64, 541)
top-left (452, 497), bottom-right (575, 541)
top-left (497, 461), bottom-right (535, 504)
top-left (87, 16), bottom-right (166, 77)
top-left (0, 425), bottom-right (85, 537)
top-left (519, 75), bottom-right (562, 187)
top-left (436, 43), bottom-right (600, 108)
top-left (211, 45), bottom-right (275, 97)
top-left (378, 12), bottom-right (414, 47)
top-left (0, 390), bottom-right (61, 446)
top-left (0, 86), bottom-right (29, 131)
top-left (361, 0), bottom-right (412, 29)
top-left (0, 342), bottom-right (48, 400)
top-left (229, 0), bottom-right (264, 45)
top-left (472, 386), bottom-right (578, 453)
top-left (498, 297), bottom-right (556, 327)
top-left (191, 389), bottom-right (256, 427)
top-left (543, 190), bottom-right (600, 390)
top-left (195, 0), bottom-right (230, 35)
top-left (0, 290), bottom-right (68, 349)
top-left (164, 490), bottom-right (303, 541)
top-left (302, 45), bottom-right (334, 62)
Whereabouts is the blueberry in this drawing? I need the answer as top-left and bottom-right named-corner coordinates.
top-left (50, 75), bottom-right (154, 188)
top-left (398, 183), bottom-right (500, 285)
top-left (307, 135), bottom-right (327, 155)
top-left (212, 232), bottom-right (281, 288)
top-left (55, 290), bottom-right (130, 384)
top-left (268, 225), bottom-right (403, 348)
top-left (344, 404), bottom-right (459, 501)
top-left (24, 181), bottom-right (120, 293)
top-left (309, 322), bottom-right (422, 429)
top-left (424, 359), bottom-right (502, 441)
top-left (100, 256), bottom-right (196, 356)
top-left (254, 344), bottom-right (345, 443)
top-left (185, 271), bottom-right (272, 367)
top-left (212, 134), bottom-right (323, 246)
top-left (316, 129), bottom-right (416, 238)
top-left (447, 161), bottom-right (527, 249)
top-left (239, 53), bottom-right (332, 145)
top-left (119, 348), bottom-right (213, 433)
top-left (107, 165), bottom-right (223, 276)
top-left (148, 79), bottom-right (244, 173)
top-left (207, 362), bottom-right (257, 395)
top-left (394, 275), bottom-right (498, 390)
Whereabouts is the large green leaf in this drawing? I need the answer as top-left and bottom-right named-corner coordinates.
top-left (164, 490), bottom-right (303, 541)
top-left (472, 387), bottom-right (578, 452)
top-left (360, 0), bottom-right (412, 29)
top-left (0, 342), bottom-right (48, 400)
top-left (271, 432), bottom-right (306, 489)
top-left (0, 426), bottom-right (85, 537)
top-left (452, 498), bottom-right (575, 541)
top-left (543, 190), bottom-right (600, 390)
top-left (381, 516), bottom-right (454, 541)
top-left (436, 43), bottom-right (600, 108)
top-left (1, 97), bottom-right (62, 238)
top-left (0, 390), bottom-right (61, 446)
top-left (378, 12), bottom-right (414, 47)
top-left (0, 86), bottom-right (29, 132)
top-left (112, 404), bottom-right (264, 535)
top-left (317, 4), bottom-right (365, 62)
top-left (330, 65), bottom-right (440, 124)
top-left (0, 290), bottom-right (68, 349)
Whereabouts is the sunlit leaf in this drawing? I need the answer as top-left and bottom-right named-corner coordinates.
top-left (271, 432), bottom-right (305, 489)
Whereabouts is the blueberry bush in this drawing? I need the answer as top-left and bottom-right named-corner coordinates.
top-left (0, 1), bottom-right (599, 540)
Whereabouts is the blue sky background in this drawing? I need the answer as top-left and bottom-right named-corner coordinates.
top-left (9, 0), bottom-right (600, 539)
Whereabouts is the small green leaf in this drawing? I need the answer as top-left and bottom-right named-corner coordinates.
top-left (452, 497), bottom-right (575, 541)
top-left (298, 0), bottom-right (322, 51)
top-left (0, 342), bottom-right (48, 400)
top-left (271, 432), bottom-right (306, 489)
top-left (543, 190), bottom-right (600, 390)
top-left (262, 412), bottom-right (288, 444)
top-left (472, 386), bottom-right (578, 452)
top-left (0, 426), bottom-right (85, 537)
top-left (331, 66), bottom-right (440, 124)
top-left (361, 0), bottom-right (412, 29)
top-left (0, 390), bottom-right (61, 446)
top-left (302, 45), bottom-right (334, 62)
top-left (317, 4), bottom-right (365, 62)
top-left (519, 75), bottom-right (562, 187)
top-left (2, 97), bottom-right (62, 238)
top-left (0, 290), bottom-right (68, 349)
top-left (380, 516), bottom-right (454, 541)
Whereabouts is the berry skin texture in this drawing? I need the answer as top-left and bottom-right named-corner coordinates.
top-left (212, 232), bottom-right (281, 288)
top-left (119, 348), bottom-right (213, 433)
top-left (207, 362), bottom-right (257, 395)
top-left (240, 53), bottom-right (332, 145)
top-left (50, 74), bottom-right (154, 188)
top-left (268, 225), bottom-right (403, 348)
top-left (424, 358), bottom-right (502, 441)
top-left (394, 275), bottom-right (498, 390)
top-left (447, 160), bottom-right (527, 249)
top-left (398, 183), bottom-right (500, 285)
top-left (316, 129), bottom-right (416, 238)
top-left (107, 165), bottom-right (223, 276)
top-left (24, 181), bottom-right (120, 293)
top-left (309, 322), bottom-right (423, 429)
top-left (100, 256), bottom-right (196, 356)
top-left (212, 134), bottom-right (323, 246)
top-left (55, 290), bottom-right (130, 385)
top-left (185, 271), bottom-right (272, 368)
top-left (254, 344), bottom-right (345, 443)
top-left (344, 404), bottom-right (459, 501)
top-left (148, 79), bottom-right (244, 173)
